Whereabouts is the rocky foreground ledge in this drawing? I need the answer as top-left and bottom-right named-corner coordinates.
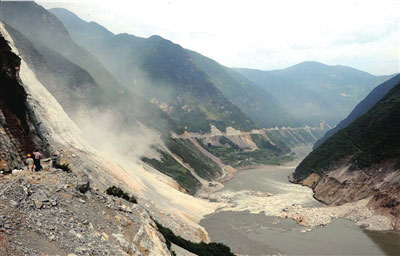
top-left (0, 168), bottom-right (173, 256)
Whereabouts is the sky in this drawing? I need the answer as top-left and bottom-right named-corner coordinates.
top-left (39, 0), bottom-right (399, 75)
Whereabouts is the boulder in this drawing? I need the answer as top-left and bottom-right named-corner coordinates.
top-left (76, 176), bottom-right (90, 193)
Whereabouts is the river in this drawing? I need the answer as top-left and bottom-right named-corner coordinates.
top-left (200, 146), bottom-right (400, 255)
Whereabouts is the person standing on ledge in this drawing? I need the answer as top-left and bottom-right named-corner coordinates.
top-left (26, 153), bottom-right (34, 172)
top-left (32, 149), bottom-right (43, 172)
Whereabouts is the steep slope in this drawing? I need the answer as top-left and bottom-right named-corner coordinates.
top-left (50, 7), bottom-right (300, 132)
top-left (125, 35), bottom-right (255, 133)
top-left (0, 29), bottom-right (172, 255)
top-left (2, 1), bottom-right (117, 96)
top-left (293, 81), bottom-right (400, 229)
top-left (4, 22), bottom-right (217, 196)
top-left (187, 50), bottom-right (299, 128)
top-left (235, 62), bottom-right (393, 126)
top-left (314, 74), bottom-right (400, 148)
top-left (0, 33), bottom-right (43, 169)
top-left (235, 67), bottom-right (342, 126)
top-left (0, 21), bottom-right (222, 248)
top-left (0, 29), bottom-right (233, 255)
top-left (3, 2), bottom-right (211, 198)
top-left (49, 7), bottom-right (315, 173)
top-left (2, 1), bottom-right (176, 134)
top-left (2, 2), bottom-right (231, 194)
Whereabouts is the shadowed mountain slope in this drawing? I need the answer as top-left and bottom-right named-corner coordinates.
top-left (314, 74), bottom-right (400, 148)
top-left (51, 7), bottom-right (300, 132)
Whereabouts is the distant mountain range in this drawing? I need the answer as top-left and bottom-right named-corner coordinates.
top-left (235, 63), bottom-right (394, 126)
top-left (50, 7), bottom-right (299, 132)
top-left (314, 74), bottom-right (400, 148)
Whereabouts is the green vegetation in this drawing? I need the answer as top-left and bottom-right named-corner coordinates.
top-left (188, 50), bottom-right (300, 128)
top-left (105, 186), bottom-right (137, 204)
top-left (199, 137), bottom-right (292, 167)
top-left (294, 82), bottom-right (400, 180)
top-left (142, 149), bottom-right (201, 195)
top-left (51, 9), bottom-right (260, 133)
top-left (142, 138), bottom-right (223, 194)
top-left (219, 136), bottom-right (240, 150)
top-left (314, 75), bottom-right (400, 149)
top-left (155, 221), bottom-right (234, 256)
top-left (167, 139), bottom-right (222, 180)
top-left (250, 134), bottom-right (291, 154)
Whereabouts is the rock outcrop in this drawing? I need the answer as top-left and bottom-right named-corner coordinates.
top-left (0, 33), bottom-right (42, 169)
top-left (298, 164), bottom-right (400, 230)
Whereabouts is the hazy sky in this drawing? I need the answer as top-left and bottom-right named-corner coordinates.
top-left (40, 0), bottom-right (399, 75)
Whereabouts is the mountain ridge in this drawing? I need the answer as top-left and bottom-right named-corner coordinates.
top-left (50, 7), bottom-right (301, 131)
top-left (235, 63), bottom-right (394, 127)
top-left (314, 74), bottom-right (400, 148)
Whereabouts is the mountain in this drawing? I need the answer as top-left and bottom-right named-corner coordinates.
top-left (292, 81), bottom-right (400, 229)
top-left (186, 50), bottom-right (299, 128)
top-left (2, 2), bottom-right (224, 194)
top-left (5, 2), bottom-right (302, 197)
top-left (235, 62), bottom-right (393, 126)
top-left (49, 7), bottom-right (332, 180)
top-left (0, 28), bottom-right (233, 255)
top-left (1, 1), bottom-right (176, 134)
top-left (50, 7), bottom-right (300, 132)
top-left (314, 74), bottom-right (400, 148)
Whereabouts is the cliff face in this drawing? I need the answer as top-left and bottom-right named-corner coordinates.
top-left (300, 163), bottom-right (400, 229)
top-left (0, 33), bottom-right (41, 169)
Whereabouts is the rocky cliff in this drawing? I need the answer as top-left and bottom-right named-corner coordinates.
top-left (0, 31), bottom-right (44, 171)
top-left (299, 165), bottom-right (400, 230)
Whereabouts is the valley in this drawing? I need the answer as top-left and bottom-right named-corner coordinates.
top-left (0, 1), bottom-right (399, 255)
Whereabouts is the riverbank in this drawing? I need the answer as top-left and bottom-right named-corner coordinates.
top-left (199, 145), bottom-right (400, 255)
top-left (196, 145), bottom-right (308, 198)
top-left (200, 144), bottom-right (395, 231)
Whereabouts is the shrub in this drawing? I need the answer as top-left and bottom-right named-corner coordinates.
top-left (155, 221), bottom-right (234, 256)
top-left (54, 163), bottom-right (72, 173)
top-left (106, 186), bottom-right (137, 204)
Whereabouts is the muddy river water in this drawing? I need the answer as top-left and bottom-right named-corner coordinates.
top-left (200, 146), bottom-right (400, 255)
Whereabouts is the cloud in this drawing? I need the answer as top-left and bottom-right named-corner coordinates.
top-left (40, 0), bottom-right (399, 75)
